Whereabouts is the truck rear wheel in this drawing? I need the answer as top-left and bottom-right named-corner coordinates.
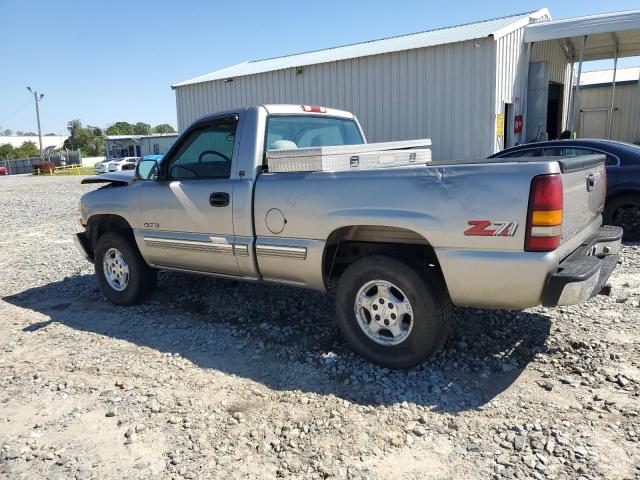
top-left (336, 255), bottom-right (452, 369)
top-left (94, 231), bottom-right (157, 305)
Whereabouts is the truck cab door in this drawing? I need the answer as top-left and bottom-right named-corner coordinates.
top-left (135, 114), bottom-right (243, 277)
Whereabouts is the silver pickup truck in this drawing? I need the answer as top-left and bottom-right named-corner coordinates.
top-left (75, 104), bottom-right (622, 368)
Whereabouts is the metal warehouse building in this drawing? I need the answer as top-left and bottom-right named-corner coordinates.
top-left (172, 9), bottom-right (640, 160)
top-left (576, 67), bottom-right (640, 142)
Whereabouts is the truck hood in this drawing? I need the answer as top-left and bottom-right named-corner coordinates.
top-left (81, 170), bottom-right (135, 186)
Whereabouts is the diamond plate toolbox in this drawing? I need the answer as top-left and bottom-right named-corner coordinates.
top-left (267, 139), bottom-right (431, 173)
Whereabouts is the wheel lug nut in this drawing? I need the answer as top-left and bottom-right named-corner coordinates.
top-left (391, 313), bottom-right (396, 320)
top-left (379, 299), bottom-right (384, 304)
top-left (384, 319), bottom-right (389, 326)
top-left (388, 303), bottom-right (393, 308)
top-left (375, 315), bottom-right (380, 321)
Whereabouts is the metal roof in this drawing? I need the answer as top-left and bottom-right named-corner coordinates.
top-left (525, 9), bottom-right (640, 61)
top-left (580, 66), bottom-right (640, 86)
top-left (173, 9), bottom-right (549, 88)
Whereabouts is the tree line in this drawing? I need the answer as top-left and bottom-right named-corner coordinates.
top-left (0, 120), bottom-right (176, 159)
top-left (106, 122), bottom-right (175, 135)
top-left (0, 141), bottom-right (39, 159)
top-left (1, 129), bottom-right (59, 136)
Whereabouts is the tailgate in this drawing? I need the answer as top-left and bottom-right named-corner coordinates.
top-left (557, 155), bottom-right (607, 244)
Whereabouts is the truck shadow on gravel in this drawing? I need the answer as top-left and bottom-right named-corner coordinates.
top-left (4, 272), bottom-right (551, 413)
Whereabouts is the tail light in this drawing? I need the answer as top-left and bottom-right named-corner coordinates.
top-left (525, 174), bottom-right (563, 252)
top-left (301, 105), bottom-right (326, 113)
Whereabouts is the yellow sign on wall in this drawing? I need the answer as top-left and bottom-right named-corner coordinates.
top-left (496, 113), bottom-right (504, 137)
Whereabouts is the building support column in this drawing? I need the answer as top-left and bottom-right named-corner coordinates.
top-left (564, 58), bottom-right (575, 131)
top-left (520, 42), bottom-right (533, 145)
top-left (568, 35), bottom-right (587, 136)
top-left (607, 35), bottom-right (619, 139)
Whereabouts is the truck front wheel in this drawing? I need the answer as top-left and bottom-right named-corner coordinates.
top-left (94, 231), bottom-right (157, 305)
top-left (336, 255), bottom-right (452, 369)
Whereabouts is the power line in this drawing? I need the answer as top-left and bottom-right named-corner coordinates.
top-left (0, 98), bottom-right (32, 125)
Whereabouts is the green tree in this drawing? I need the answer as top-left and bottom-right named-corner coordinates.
top-left (14, 141), bottom-right (38, 158)
top-left (152, 124), bottom-right (176, 134)
top-left (63, 120), bottom-right (105, 156)
top-left (1, 129), bottom-right (13, 136)
top-left (106, 121), bottom-right (134, 135)
top-left (133, 122), bottom-right (151, 135)
top-left (0, 143), bottom-right (15, 159)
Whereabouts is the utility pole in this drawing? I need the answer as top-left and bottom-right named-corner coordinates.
top-left (26, 87), bottom-right (44, 158)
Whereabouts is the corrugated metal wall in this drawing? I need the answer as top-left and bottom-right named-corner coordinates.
top-left (174, 37), bottom-right (498, 160)
top-left (577, 82), bottom-right (640, 143)
top-left (531, 40), bottom-right (571, 129)
top-left (494, 26), bottom-right (526, 148)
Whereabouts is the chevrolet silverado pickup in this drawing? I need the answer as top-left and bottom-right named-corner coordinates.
top-left (75, 104), bottom-right (622, 368)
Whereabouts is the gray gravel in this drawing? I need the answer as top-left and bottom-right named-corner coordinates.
top-left (0, 174), bottom-right (639, 479)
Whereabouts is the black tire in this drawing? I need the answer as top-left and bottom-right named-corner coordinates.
top-left (336, 255), bottom-right (453, 369)
top-left (604, 195), bottom-right (640, 241)
top-left (94, 231), bottom-right (157, 305)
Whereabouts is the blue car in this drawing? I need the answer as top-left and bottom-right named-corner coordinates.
top-left (142, 154), bottom-right (164, 162)
top-left (490, 139), bottom-right (640, 241)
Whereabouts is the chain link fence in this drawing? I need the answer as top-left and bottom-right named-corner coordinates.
top-left (1, 150), bottom-right (81, 175)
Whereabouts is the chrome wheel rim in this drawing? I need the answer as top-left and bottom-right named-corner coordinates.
top-left (103, 248), bottom-right (129, 291)
top-left (354, 280), bottom-right (414, 346)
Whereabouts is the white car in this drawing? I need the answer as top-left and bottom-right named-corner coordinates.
top-left (95, 158), bottom-right (115, 173)
top-left (108, 157), bottom-right (140, 172)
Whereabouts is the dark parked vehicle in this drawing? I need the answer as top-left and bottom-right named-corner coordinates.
top-left (490, 139), bottom-right (640, 241)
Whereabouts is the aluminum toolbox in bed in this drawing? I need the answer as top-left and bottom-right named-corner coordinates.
top-left (266, 139), bottom-right (431, 173)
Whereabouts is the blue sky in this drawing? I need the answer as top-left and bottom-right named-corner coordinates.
top-left (1, 0), bottom-right (638, 134)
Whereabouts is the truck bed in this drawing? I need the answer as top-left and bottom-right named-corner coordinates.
top-left (253, 154), bottom-right (607, 307)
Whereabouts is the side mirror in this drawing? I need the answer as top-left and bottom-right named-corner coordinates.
top-left (136, 159), bottom-right (159, 181)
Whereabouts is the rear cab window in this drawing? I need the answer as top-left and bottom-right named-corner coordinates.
top-left (264, 115), bottom-right (364, 167)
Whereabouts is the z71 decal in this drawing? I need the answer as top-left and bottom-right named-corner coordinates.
top-left (464, 220), bottom-right (518, 237)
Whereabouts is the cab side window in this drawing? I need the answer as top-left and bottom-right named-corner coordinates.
top-left (167, 116), bottom-right (237, 180)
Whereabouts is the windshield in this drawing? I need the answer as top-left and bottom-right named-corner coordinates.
top-left (266, 115), bottom-right (364, 151)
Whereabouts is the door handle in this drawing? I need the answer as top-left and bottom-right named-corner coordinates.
top-left (209, 192), bottom-right (230, 207)
top-left (586, 173), bottom-right (595, 192)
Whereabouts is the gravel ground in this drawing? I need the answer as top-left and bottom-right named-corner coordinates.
top-left (0, 174), bottom-right (639, 480)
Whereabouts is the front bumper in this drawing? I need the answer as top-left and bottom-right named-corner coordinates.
top-left (541, 226), bottom-right (623, 307)
top-left (74, 232), bottom-right (94, 263)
